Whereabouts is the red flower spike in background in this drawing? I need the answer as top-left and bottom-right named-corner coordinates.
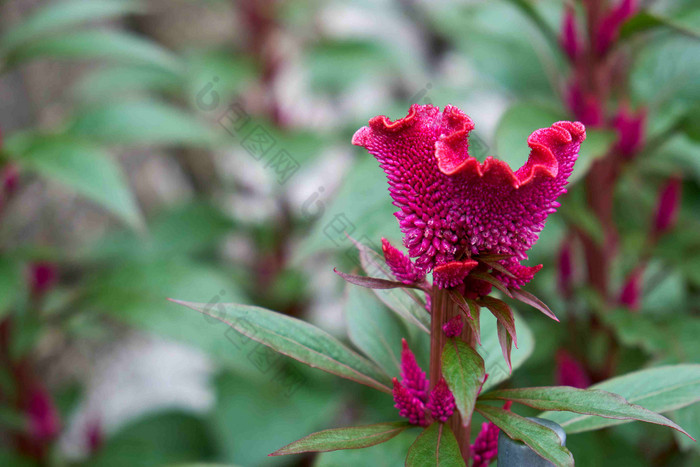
top-left (614, 105), bottom-right (646, 158)
top-left (353, 104), bottom-right (585, 289)
top-left (392, 378), bottom-right (428, 427)
top-left (619, 267), bottom-right (643, 311)
top-left (556, 349), bottom-right (591, 389)
top-left (653, 176), bottom-right (682, 236)
top-left (400, 338), bottom-right (429, 402)
top-left (566, 80), bottom-right (603, 126)
top-left (28, 262), bottom-right (57, 298)
top-left (381, 238), bottom-right (425, 284)
top-left (557, 240), bottom-right (574, 297)
top-left (426, 377), bottom-right (455, 423)
top-left (596, 0), bottom-right (638, 56)
top-left (442, 315), bottom-right (463, 338)
top-left (560, 3), bottom-right (581, 62)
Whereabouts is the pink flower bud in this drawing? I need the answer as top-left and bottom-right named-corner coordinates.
top-left (28, 262), bottom-right (57, 297)
top-left (560, 4), bottom-right (581, 62)
top-left (470, 401), bottom-right (511, 467)
top-left (400, 338), bottom-right (429, 402)
top-left (392, 378), bottom-right (428, 426)
top-left (596, 0), bottom-right (637, 55)
top-left (442, 315), bottom-right (463, 338)
top-left (556, 349), bottom-right (590, 388)
top-left (426, 378), bottom-right (455, 422)
top-left (26, 386), bottom-right (60, 442)
top-left (614, 106), bottom-right (646, 158)
top-left (86, 418), bottom-right (103, 454)
top-left (653, 177), bottom-right (681, 235)
top-left (566, 80), bottom-right (603, 126)
top-left (381, 238), bottom-right (425, 284)
top-left (619, 267), bottom-right (643, 311)
top-left (2, 164), bottom-right (19, 197)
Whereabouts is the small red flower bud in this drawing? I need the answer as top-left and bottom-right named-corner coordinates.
top-left (400, 339), bottom-right (429, 402)
top-left (557, 240), bottom-right (574, 296)
top-left (392, 378), bottom-right (428, 426)
top-left (426, 378), bottom-right (455, 422)
top-left (28, 262), bottom-right (57, 297)
top-left (614, 106), bottom-right (646, 158)
top-left (442, 315), bottom-right (463, 338)
top-left (619, 267), bottom-right (643, 311)
top-left (556, 349), bottom-right (590, 388)
top-left (560, 4), bottom-right (581, 62)
top-left (653, 177), bottom-right (681, 236)
top-left (381, 238), bottom-right (425, 284)
top-left (596, 0), bottom-right (637, 55)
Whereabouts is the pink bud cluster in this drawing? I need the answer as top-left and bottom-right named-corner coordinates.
top-left (392, 339), bottom-right (456, 425)
top-left (471, 421), bottom-right (500, 467)
top-left (382, 238), bottom-right (426, 284)
top-left (442, 315), bottom-right (463, 338)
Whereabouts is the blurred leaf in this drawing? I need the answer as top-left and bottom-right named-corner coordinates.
top-left (442, 338), bottom-right (485, 425)
top-left (87, 411), bottom-right (216, 467)
top-left (494, 102), bottom-right (614, 184)
top-left (6, 30), bottom-right (181, 73)
top-left (541, 365), bottom-right (700, 433)
top-left (345, 286), bottom-right (408, 376)
top-left (631, 35), bottom-right (700, 106)
top-left (620, 11), bottom-right (700, 41)
top-left (4, 134), bottom-right (142, 228)
top-left (70, 100), bottom-right (218, 146)
top-left (501, 0), bottom-right (558, 50)
top-left (479, 309), bottom-right (534, 392)
top-left (476, 404), bottom-right (574, 467)
top-left (0, 0), bottom-right (142, 56)
top-left (172, 300), bottom-right (392, 393)
top-left (482, 386), bottom-right (691, 437)
top-left (315, 429), bottom-right (419, 467)
top-left (0, 258), bottom-right (22, 318)
top-left (405, 423), bottom-right (465, 467)
top-left (305, 40), bottom-right (392, 90)
top-left (76, 65), bottom-right (183, 102)
top-left (271, 422), bottom-right (410, 455)
top-left (210, 369), bottom-right (340, 466)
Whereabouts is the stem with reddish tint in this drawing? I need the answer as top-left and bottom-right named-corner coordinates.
top-left (430, 286), bottom-right (476, 462)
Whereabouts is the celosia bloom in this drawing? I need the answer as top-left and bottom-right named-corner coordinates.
top-left (382, 238), bottom-right (425, 284)
top-left (470, 401), bottom-right (512, 467)
top-left (596, 0), bottom-right (637, 56)
top-left (442, 314), bottom-right (463, 338)
top-left (393, 340), bottom-right (457, 425)
top-left (560, 4), bottom-right (581, 62)
top-left (556, 349), bottom-right (591, 389)
top-left (619, 267), bottom-right (643, 311)
top-left (614, 105), bottom-right (646, 158)
top-left (426, 377), bottom-right (455, 422)
top-left (353, 104), bottom-right (585, 290)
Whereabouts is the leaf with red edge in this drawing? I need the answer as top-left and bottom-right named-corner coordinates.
top-left (471, 272), bottom-right (513, 298)
top-left (334, 269), bottom-right (425, 291)
top-left (497, 321), bottom-right (513, 372)
top-left (475, 404), bottom-right (574, 467)
top-left (447, 291), bottom-right (482, 345)
top-left (480, 386), bottom-right (694, 439)
top-left (479, 259), bottom-right (517, 279)
top-left (465, 299), bottom-right (481, 345)
top-left (481, 296), bottom-right (517, 347)
top-left (270, 422), bottom-right (411, 456)
top-left (405, 423), bottom-right (466, 467)
top-left (509, 288), bottom-right (558, 322)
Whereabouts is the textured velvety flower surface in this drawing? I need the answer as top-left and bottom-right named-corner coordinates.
top-left (353, 104), bottom-right (585, 288)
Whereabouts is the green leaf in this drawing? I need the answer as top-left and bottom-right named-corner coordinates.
top-left (316, 429), bottom-right (419, 467)
top-left (479, 309), bottom-right (534, 392)
top-left (4, 134), bottom-right (141, 228)
top-left (481, 297), bottom-right (517, 347)
top-left (345, 286), bottom-right (407, 376)
top-left (541, 365), bottom-right (700, 433)
top-left (0, 0), bottom-right (143, 55)
top-left (405, 423), bottom-right (466, 467)
top-left (271, 422), bottom-right (410, 456)
top-left (476, 404), bottom-right (574, 467)
top-left (70, 100), bottom-right (218, 146)
top-left (441, 338), bottom-right (485, 424)
top-left (620, 11), bottom-right (700, 41)
top-left (5, 30), bottom-right (181, 73)
top-left (0, 258), bottom-right (22, 318)
top-left (481, 386), bottom-right (693, 438)
top-left (171, 300), bottom-right (391, 393)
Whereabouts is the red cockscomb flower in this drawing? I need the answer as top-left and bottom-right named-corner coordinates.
top-left (352, 104), bottom-right (585, 290)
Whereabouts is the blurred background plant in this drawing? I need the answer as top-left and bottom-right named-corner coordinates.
top-left (0, 0), bottom-right (698, 466)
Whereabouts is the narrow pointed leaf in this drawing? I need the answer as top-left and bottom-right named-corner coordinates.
top-left (405, 423), bottom-right (466, 467)
top-left (479, 259), bottom-right (517, 279)
top-left (479, 310), bottom-right (534, 392)
top-left (465, 299), bottom-right (481, 345)
top-left (448, 291), bottom-right (481, 345)
top-left (480, 386), bottom-right (693, 439)
top-left (170, 300), bottom-right (391, 393)
top-left (481, 297), bottom-right (517, 347)
top-left (541, 365), bottom-right (700, 434)
top-left (442, 338), bottom-right (486, 425)
top-left (334, 269), bottom-right (424, 291)
top-left (476, 404), bottom-right (574, 467)
top-left (497, 321), bottom-right (513, 372)
top-left (509, 288), bottom-right (558, 321)
top-left (349, 237), bottom-right (430, 333)
top-left (270, 422), bottom-right (410, 456)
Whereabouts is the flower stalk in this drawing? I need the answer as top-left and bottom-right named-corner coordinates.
top-left (430, 285), bottom-right (476, 462)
